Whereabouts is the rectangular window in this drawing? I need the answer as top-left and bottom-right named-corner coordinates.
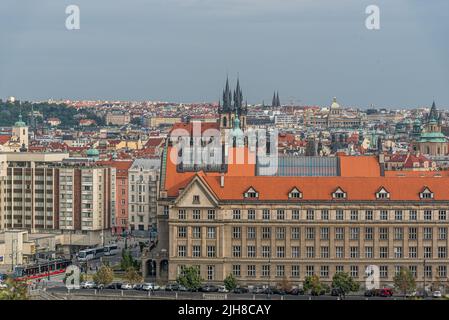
top-left (438, 247), bottom-right (447, 259)
top-left (439, 210), bottom-right (447, 221)
top-left (379, 247), bottom-right (389, 258)
top-left (192, 209), bottom-right (201, 220)
top-left (424, 210), bottom-right (432, 221)
top-left (178, 226), bottom-right (187, 238)
top-left (438, 266), bottom-right (447, 278)
top-left (192, 227), bottom-right (201, 239)
top-left (262, 209), bottom-right (270, 220)
top-left (409, 247), bottom-right (417, 258)
top-left (350, 227), bottom-right (359, 240)
top-left (306, 265), bottom-right (314, 276)
top-left (306, 246), bottom-right (315, 258)
top-left (409, 227), bottom-right (417, 240)
top-left (248, 209), bottom-right (256, 220)
top-left (247, 227), bottom-right (256, 239)
top-left (247, 265), bottom-right (256, 277)
top-left (291, 247), bottom-right (300, 258)
top-left (350, 210), bottom-right (358, 221)
top-left (262, 265), bottom-right (270, 277)
top-left (335, 227), bottom-right (344, 240)
top-left (178, 245), bottom-right (186, 257)
top-left (178, 209), bottom-right (186, 220)
top-left (291, 227), bottom-right (300, 240)
top-left (320, 266), bottom-right (329, 278)
top-left (320, 227), bottom-right (329, 240)
top-left (207, 246), bottom-right (216, 258)
top-left (292, 209), bottom-right (300, 220)
top-left (247, 246), bottom-right (256, 258)
top-left (365, 210), bottom-right (373, 221)
top-left (380, 266), bottom-right (388, 278)
top-left (306, 209), bottom-right (314, 220)
top-left (365, 227), bottom-right (373, 240)
top-left (306, 227), bottom-right (315, 240)
top-left (207, 209), bottom-right (216, 220)
top-left (336, 265), bottom-right (344, 273)
top-left (380, 210), bottom-right (388, 221)
top-left (424, 247), bottom-right (432, 259)
top-left (409, 210), bottom-right (417, 221)
top-left (336, 209), bottom-right (344, 221)
top-left (262, 227), bottom-right (271, 239)
top-left (232, 265), bottom-right (241, 277)
top-left (276, 227), bottom-right (286, 240)
top-left (232, 246), bottom-right (241, 258)
top-left (277, 209), bottom-right (285, 220)
top-left (350, 247), bottom-right (359, 259)
top-left (394, 227), bottom-right (403, 240)
top-left (262, 246), bottom-right (271, 258)
top-left (394, 247), bottom-right (403, 258)
top-left (276, 246), bottom-right (285, 258)
top-left (425, 266), bottom-right (432, 279)
top-left (395, 210), bottom-right (403, 221)
top-left (320, 246), bottom-right (329, 258)
top-left (336, 246), bottom-right (344, 259)
top-left (438, 227), bottom-right (447, 240)
top-left (321, 209), bottom-right (329, 220)
top-left (276, 265), bottom-right (285, 277)
top-left (233, 209), bottom-right (241, 220)
top-left (423, 227), bottom-right (432, 240)
top-left (207, 227), bottom-right (216, 239)
top-left (365, 246), bottom-right (373, 258)
top-left (207, 265), bottom-right (215, 281)
top-left (379, 227), bottom-right (388, 240)
top-left (192, 245), bottom-right (201, 257)
top-left (232, 227), bottom-right (241, 239)
top-left (291, 265), bottom-right (300, 278)
top-left (350, 266), bottom-right (358, 278)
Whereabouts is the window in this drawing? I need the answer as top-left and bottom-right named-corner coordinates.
top-left (425, 266), bottom-right (432, 279)
top-left (395, 210), bottom-right (403, 221)
top-left (163, 205), bottom-right (169, 216)
top-left (232, 246), bottom-right (241, 258)
top-left (424, 247), bottom-right (432, 259)
top-left (178, 209), bottom-right (186, 220)
top-left (276, 227), bottom-right (286, 240)
top-left (178, 227), bottom-right (187, 238)
top-left (207, 227), bottom-right (216, 239)
top-left (376, 187), bottom-right (390, 199)
top-left (332, 188), bottom-right (346, 199)
top-left (247, 265), bottom-right (256, 277)
top-left (247, 246), bottom-right (256, 258)
top-left (262, 227), bottom-right (271, 239)
top-left (365, 210), bottom-right (373, 221)
top-left (409, 265), bottom-right (417, 278)
top-left (276, 246), bottom-right (285, 258)
top-left (262, 265), bottom-right (270, 277)
top-left (291, 247), bottom-right (300, 258)
top-left (438, 266), bottom-right (447, 278)
top-left (192, 209), bottom-right (201, 220)
top-left (292, 209), bottom-right (300, 220)
top-left (207, 265), bottom-right (215, 281)
top-left (192, 245), bottom-right (201, 257)
top-left (336, 265), bottom-right (344, 273)
top-left (350, 227), bottom-right (359, 240)
top-left (192, 227), bottom-right (201, 239)
top-left (350, 210), bottom-right (358, 221)
top-left (178, 245), bottom-right (186, 257)
top-left (277, 209), bottom-right (285, 220)
top-left (320, 266), bottom-right (329, 278)
top-left (232, 265), bottom-right (241, 277)
top-left (306, 266), bottom-right (314, 276)
top-left (320, 227), bottom-right (329, 240)
top-left (320, 246), bottom-right (329, 258)
top-left (394, 247), bottom-right (403, 258)
top-left (262, 209), bottom-right (270, 220)
top-left (350, 247), bottom-right (359, 259)
top-left (438, 227), bottom-right (447, 240)
top-left (262, 246), bottom-right (271, 258)
top-left (276, 265), bottom-right (285, 277)
top-left (207, 246), bottom-right (216, 258)
top-left (394, 227), bottom-right (403, 240)
top-left (248, 209), bottom-right (256, 220)
top-left (232, 227), bottom-right (241, 239)
top-left (380, 210), bottom-right (388, 221)
top-left (207, 209), bottom-right (216, 220)
top-left (380, 266), bottom-right (388, 278)
top-left (365, 246), bottom-right (373, 258)
top-left (336, 247), bottom-right (344, 259)
top-left (321, 209), bottom-right (329, 220)
top-left (244, 187), bottom-right (259, 198)
top-left (438, 247), bottom-right (447, 259)
top-left (336, 209), bottom-right (344, 220)
top-left (289, 188), bottom-right (302, 199)
top-left (350, 266), bottom-right (358, 278)
top-left (409, 247), bottom-right (417, 258)
top-left (420, 187), bottom-right (434, 199)
top-left (335, 227), bottom-right (344, 240)
top-left (409, 210), bottom-right (417, 221)
top-left (439, 210), bottom-right (447, 221)
top-left (247, 227), bottom-right (256, 239)
top-left (306, 227), bottom-right (315, 240)
top-left (306, 246), bottom-right (315, 258)
top-left (423, 227), bottom-right (432, 240)
top-left (379, 247), bottom-right (388, 258)
top-left (424, 210), bottom-right (432, 221)
top-left (291, 265), bottom-right (300, 278)
top-left (291, 227), bottom-right (300, 240)
top-left (306, 209), bottom-right (314, 220)
top-left (365, 227), bottom-right (373, 240)
top-left (409, 227), bottom-right (417, 240)
top-left (233, 209), bottom-right (241, 220)
top-left (379, 227), bottom-right (388, 240)
top-left (192, 195), bottom-right (200, 204)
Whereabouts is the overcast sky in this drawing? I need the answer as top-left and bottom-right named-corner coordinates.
top-left (0, 0), bottom-right (448, 108)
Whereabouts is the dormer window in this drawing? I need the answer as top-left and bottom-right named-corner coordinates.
top-left (332, 187), bottom-right (347, 199)
top-left (420, 187), bottom-right (434, 199)
top-left (289, 187), bottom-right (303, 199)
top-left (376, 187), bottom-right (390, 199)
top-left (244, 187), bottom-right (259, 199)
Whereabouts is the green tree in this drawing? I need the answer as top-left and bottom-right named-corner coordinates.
top-left (303, 275), bottom-right (323, 295)
top-left (92, 265), bottom-right (114, 287)
top-left (331, 272), bottom-right (360, 296)
top-left (120, 249), bottom-right (139, 270)
top-left (0, 279), bottom-right (29, 300)
top-left (224, 273), bottom-right (238, 291)
top-left (124, 267), bottom-right (143, 284)
top-left (394, 267), bottom-right (416, 297)
top-left (177, 266), bottom-right (202, 291)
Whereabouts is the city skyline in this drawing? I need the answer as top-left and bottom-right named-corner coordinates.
top-left (1, 0), bottom-right (448, 106)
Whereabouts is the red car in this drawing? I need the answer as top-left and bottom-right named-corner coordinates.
top-left (379, 288), bottom-right (393, 297)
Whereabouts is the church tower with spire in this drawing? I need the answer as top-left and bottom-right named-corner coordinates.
top-left (218, 76), bottom-right (248, 131)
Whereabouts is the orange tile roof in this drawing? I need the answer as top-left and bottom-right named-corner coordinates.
top-left (339, 155), bottom-right (380, 177)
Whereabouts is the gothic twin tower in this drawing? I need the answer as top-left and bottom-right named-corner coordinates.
top-left (218, 77), bottom-right (248, 131)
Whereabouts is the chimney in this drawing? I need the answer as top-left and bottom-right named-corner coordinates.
top-left (220, 173), bottom-right (225, 188)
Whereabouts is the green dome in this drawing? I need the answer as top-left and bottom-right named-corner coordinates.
top-left (86, 148), bottom-right (99, 157)
top-left (15, 114), bottom-right (27, 127)
top-left (232, 117), bottom-right (244, 138)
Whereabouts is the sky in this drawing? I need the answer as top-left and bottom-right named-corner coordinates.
top-left (0, 0), bottom-right (448, 108)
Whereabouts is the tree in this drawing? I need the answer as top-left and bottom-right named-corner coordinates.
top-left (303, 275), bottom-right (323, 295)
top-left (177, 266), bottom-right (202, 291)
top-left (224, 273), bottom-right (237, 291)
top-left (92, 265), bottom-right (114, 287)
top-left (394, 267), bottom-right (416, 297)
top-left (120, 249), bottom-right (139, 270)
top-left (279, 276), bottom-right (292, 293)
top-left (331, 272), bottom-right (360, 296)
top-left (124, 267), bottom-right (143, 284)
top-left (0, 279), bottom-right (29, 300)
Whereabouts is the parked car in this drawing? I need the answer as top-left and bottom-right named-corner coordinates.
top-left (379, 288), bottom-right (394, 297)
top-left (252, 286), bottom-right (266, 294)
top-left (94, 283), bottom-right (104, 290)
top-left (106, 282), bottom-right (123, 290)
top-left (142, 283), bottom-right (154, 291)
top-left (201, 284), bottom-right (219, 292)
top-left (121, 283), bottom-right (133, 290)
top-left (364, 289), bottom-right (379, 297)
top-left (217, 285), bottom-right (229, 293)
top-left (331, 288), bottom-right (344, 296)
top-left (80, 281), bottom-right (95, 289)
top-left (233, 286), bottom-right (249, 294)
top-left (133, 283), bottom-right (144, 290)
top-left (165, 283), bottom-right (179, 291)
top-left (288, 287), bottom-right (305, 295)
top-left (178, 285), bottom-right (189, 292)
top-left (433, 291), bottom-right (442, 298)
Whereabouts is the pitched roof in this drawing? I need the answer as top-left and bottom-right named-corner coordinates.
top-left (339, 155), bottom-right (380, 177)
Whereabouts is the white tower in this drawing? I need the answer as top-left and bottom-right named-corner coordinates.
top-left (12, 114), bottom-right (29, 149)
